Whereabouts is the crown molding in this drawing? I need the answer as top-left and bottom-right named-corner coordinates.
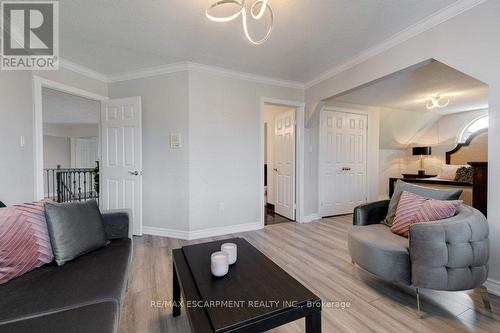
top-left (106, 62), bottom-right (190, 83)
top-left (59, 59), bottom-right (108, 83)
top-left (304, 0), bottom-right (488, 89)
top-left (107, 61), bottom-right (304, 89)
top-left (185, 62), bottom-right (304, 90)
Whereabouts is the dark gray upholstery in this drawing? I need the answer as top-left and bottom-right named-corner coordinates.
top-left (349, 202), bottom-right (489, 292)
top-left (349, 224), bottom-right (411, 284)
top-left (410, 205), bottom-right (489, 290)
top-left (102, 209), bottom-right (131, 239)
top-left (354, 200), bottom-right (390, 226)
top-left (0, 209), bottom-right (131, 333)
top-left (0, 302), bottom-right (118, 333)
top-left (45, 200), bottom-right (108, 265)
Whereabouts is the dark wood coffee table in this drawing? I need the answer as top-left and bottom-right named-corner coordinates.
top-left (172, 238), bottom-right (322, 332)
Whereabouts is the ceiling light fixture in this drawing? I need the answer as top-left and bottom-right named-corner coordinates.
top-left (206, 0), bottom-right (274, 45)
top-left (426, 95), bottom-right (450, 110)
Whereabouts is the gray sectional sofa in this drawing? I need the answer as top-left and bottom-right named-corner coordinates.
top-left (348, 200), bottom-right (490, 314)
top-left (0, 210), bottom-right (132, 333)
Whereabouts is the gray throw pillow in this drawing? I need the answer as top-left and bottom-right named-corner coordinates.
top-left (44, 200), bottom-right (108, 266)
top-left (383, 180), bottom-right (463, 226)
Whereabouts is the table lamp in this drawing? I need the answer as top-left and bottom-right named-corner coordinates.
top-left (412, 146), bottom-right (432, 176)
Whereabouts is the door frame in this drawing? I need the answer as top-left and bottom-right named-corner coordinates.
top-left (32, 76), bottom-right (108, 200)
top-left (318, 106), bottom-right (370, 217)
top-left (260, 97), bottom-right (306, 224)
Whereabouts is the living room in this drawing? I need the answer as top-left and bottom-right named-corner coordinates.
top-left (1, 1), bottom-right (500, 332)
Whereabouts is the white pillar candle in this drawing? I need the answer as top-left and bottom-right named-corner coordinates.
top-left (211, 251), bottom-right (229, 277)
top-left (221, 243), bottom-right (237, 265)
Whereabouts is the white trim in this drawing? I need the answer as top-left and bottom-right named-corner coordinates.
top-left (106, 62), bottom-right (189, 83)
top-left (107, 61), bottom-right (304, 89)
top-left (187, 63), bottom-right (304, 90)
top-left (304, 0), bottom-right (487, 89)
top-left (142, 226), bottom-right (190, 240)
top-left (143, 222), bottom-right (263, 240)
top-left (260, 98), bottom-right (306, 224)
top-left (59, 59), bottom-right (108, 83)
top-left (484, 278), bottom-right (500, 296)
top-left (32, 76), bottom-right (108, 200)
top-left (302, 214), bottom-right (321, 223)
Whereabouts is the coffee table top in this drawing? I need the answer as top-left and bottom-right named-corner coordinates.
top-left (176, 237), bottom-right (321, 333)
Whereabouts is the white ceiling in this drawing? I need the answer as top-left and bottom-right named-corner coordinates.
top-left (59, 0), bottom-right (460, 82)
top-left (42, 88), bottom-right (100, 124)
top-left (330, 61), bottom-right (488, 114)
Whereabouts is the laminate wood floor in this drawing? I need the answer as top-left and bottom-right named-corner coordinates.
top-left (119, 215), bottom-right (500, 333)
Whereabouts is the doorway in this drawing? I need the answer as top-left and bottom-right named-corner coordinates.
top-left (41, 88), bottom-right (100, 203)
top-left (33, 77), bottom-right (144, 235)
top-left (263, 103), bottom-right (296, 225)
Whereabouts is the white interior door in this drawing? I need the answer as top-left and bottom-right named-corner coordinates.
top-left (101, 97), bottom-right (143, 235)
top-left (274, 109), bottom-right (295, 220)
top-left (319, 110), bottom-right (367, 216)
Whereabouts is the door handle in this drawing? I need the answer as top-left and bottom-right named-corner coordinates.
top-left (129, 170), bottom-right (140, 176)
top-left (273, 168), bottom-right (278, 172)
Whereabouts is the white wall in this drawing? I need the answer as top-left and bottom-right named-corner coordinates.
top-left (43, 123), bottom-right (99, 138)
top-left (264, 104), bottom-right (294, 205)
top-left (188, 70), bottom-right (303, 232)
top-left (379, 149), bottom-right (404, 199)
top-left (0, 71), bottom-right (36, 204)
top-left (304, 0), bottom-right (500, 289)
top-left (43, 136), bottom-right (71, 169)
top-left (108, 72), bottom-right (190, 232)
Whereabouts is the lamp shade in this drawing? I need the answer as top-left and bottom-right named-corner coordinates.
top-left (412, 146), bottom-right (432, 156)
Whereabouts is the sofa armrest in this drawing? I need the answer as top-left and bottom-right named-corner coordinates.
top-left (101, 209), bottom-right (131, 240)
top-left (353, 200), bottom-right (390, 226)
top-left (409, 205), bottom-right (489, 291)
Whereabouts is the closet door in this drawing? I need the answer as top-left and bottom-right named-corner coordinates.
top-left (319, 110), bottom-right (367, 216)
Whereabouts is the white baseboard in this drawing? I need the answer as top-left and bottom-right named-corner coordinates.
top-left (302, 213), bottom-right (321, 223)
top-left (485, 278), bottom-right (500, 296)
top-left (142, 222), bottom-right (263, 240)
top-left (142, 226), bottom-right (189, 239)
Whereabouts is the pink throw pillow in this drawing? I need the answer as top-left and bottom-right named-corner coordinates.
top-left (391, 191), bottom-right (462, 237)
top-left (0, 202), bottom-right (54, 284)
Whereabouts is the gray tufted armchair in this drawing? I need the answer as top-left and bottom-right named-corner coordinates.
top-left (348, 200), bottom-right (490, 316)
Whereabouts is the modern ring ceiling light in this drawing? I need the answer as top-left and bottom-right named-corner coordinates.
top-left (206, 0), bottom-right (274, 45)
top-left (426, 95), bottom-right (450, 110)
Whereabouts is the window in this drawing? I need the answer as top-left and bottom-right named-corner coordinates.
top-left (459, 115), bottom-right (488, 143)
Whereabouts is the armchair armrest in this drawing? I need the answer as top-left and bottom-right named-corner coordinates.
top-left (353, 200), bottom-right (390, 226)
top-left (409, 205), bottom-right (489, 291)
top-left (101, 209), bottom-right (131, 240)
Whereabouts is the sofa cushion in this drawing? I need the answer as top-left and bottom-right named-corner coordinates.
top-left (0, 202), bottom-right (54, 284)
top-left (0, 301), bottom-right (118, 333)
top-left (0, 239), bottom-right (131, 324)
top-left (44, 200), bottom-right (108, 266)
top-left (383, 180), bottom-right (463, 226)
top-left (348, 224), bottom-right (411, 284)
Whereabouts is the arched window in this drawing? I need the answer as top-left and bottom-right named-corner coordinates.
top-left (459, 115), bottom-right (488, 143)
